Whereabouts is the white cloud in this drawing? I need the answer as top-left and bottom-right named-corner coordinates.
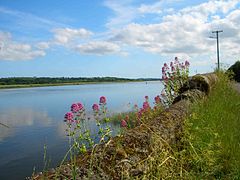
top-left (209, 8), bottom-right (240, 63)
top-left (62, 0), bottom-right (240, 58)
top-left (51, 28), bottom-right (122, 55)
top-left (181, 0), bottom-right (239, 15)
top-left (1, 0), bottom-right (240, 63)
top-left (138, 2), bottom-right (162, 14)
top-left (53, 28), bottom-right (93, 45)
top-left (180, 0), bottom-right (239, 21)
top-left (0, 108), bottom-right (52, 141)
top-left (108, 0), bottom-right (240, 65)
top-left (138, 0), bottom-right (182, 14)
top-left (104, 0), bottom-right (138, 29)
top-left (36, 42), bottom-right (50, 50)
top-left (75, 41), bottom-right (121, 55)
top-left (111, 19), bottom-right (210, 55)
top-left (104, 0), bottom-right (184, 29)
top-left (0, 31), bottom-right (45, 61)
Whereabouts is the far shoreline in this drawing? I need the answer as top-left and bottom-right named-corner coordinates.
top-left (0, 80), bottom-right (161, 90)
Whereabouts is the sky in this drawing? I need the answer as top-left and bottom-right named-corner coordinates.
top-left (0, 0), bottom-right (239, 78)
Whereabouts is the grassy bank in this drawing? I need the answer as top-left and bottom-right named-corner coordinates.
top-left (0, 82), bottom-right (89, 89)
top-left (0, 81), bottom-right (144, 89)
top-left (0, 77), bottom-right (160, 90)
top-left (31, 72), bottom-right (240, 179)
top-left (145, 72), bottom-right (240, 179)
top-left (182, 72), bottom-right (240, 178)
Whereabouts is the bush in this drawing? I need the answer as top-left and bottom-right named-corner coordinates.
top-left (228, 61), bottom-right (240, 82)
top-left (161, 57), bottom-right (190, 106)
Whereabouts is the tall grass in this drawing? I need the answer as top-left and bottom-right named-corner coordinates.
top-left (181, 72), bottom-right (240, 178)
top-left (141, 72), bottom-right (240, 179)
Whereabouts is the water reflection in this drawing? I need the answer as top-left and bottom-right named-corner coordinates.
top-left (0, 81), bottom-right (163, 180)
top-left (0, 108), bottom-right (52, 141)
top-left (56, 112), bottom-right (120, 141)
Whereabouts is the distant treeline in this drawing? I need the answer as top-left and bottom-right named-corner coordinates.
top-left (0, 77), bottom-right (160, 85)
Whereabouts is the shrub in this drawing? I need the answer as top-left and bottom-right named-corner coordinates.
top-left (161, 57), bottom-right (190, 106)
top-left (228, 60), bottom-right (240, 82)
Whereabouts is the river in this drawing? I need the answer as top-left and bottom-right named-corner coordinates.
top-left (0, 81), bottom-right (163, 180)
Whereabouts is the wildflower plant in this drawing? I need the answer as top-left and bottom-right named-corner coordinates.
top-left (93, 96), bottom-right (112, 143)
top-left (119, 95), bottom-right (164, 129)
top-left (64, 103), bottom-right (93, 154)
top-left (161, 57), bottom-right (190, 106)
top-left (64, 96), bottom-right (113, 157)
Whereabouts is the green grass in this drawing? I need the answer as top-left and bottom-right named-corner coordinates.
top-left (182, 72), bottom-right (240, 178)
top-left (140, 72), bottom-right (240, 179)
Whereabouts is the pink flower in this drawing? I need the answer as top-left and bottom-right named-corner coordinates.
top-left (162, 66), bottom-right (165, 73)
top-left (64, 112), bottom-right (74, 122)
top-left (121, 119), bottom-right (127, 127)
top-left (145, 96), bottom-right (149, 100)
top-left (174, 57), bottom-right (178, 62)
top-left (185, 60), bottom-right (190, 67)
top-left (171, 66), bottom-right (175, 72)
top-left (143, 101), bottom-right (150, 110)
top-left (77, 103), bottom-right (84, 111)
top-left (154, 95), bottom-right (161, 104)
top-left (138, 108), bottom-right (144, 118)
top-left (163, 76), bottom-right (168, 82)
top-left (71, 103), bottom-right (80, 113)
top-left (164, 63), bottom-right (169, 70)
top-left (92, 103), bottom-right (99, 111)
top-left (99, 96), bottom-right (106, 104)
top-left (162, 73), bottom-right (167, 80)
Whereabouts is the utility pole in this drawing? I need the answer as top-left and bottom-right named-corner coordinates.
top-left (210, 30), bottom-right (223, 70)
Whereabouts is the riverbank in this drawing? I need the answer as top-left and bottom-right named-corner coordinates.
top-left (0, 77), bottom-right (161, 90)
top-left (0, 80), bottom-right (154, 89)
top-left (29, 72), bottom-right (240, 179)
top-left (179, 72), bottom-right (240, 178)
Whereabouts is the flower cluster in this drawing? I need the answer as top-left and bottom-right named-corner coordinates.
top-left (161, 57), bottom-right (190, 106)
top-left (119, 94), bottom-right (165, 129)
top-left (71, 103), bottom-right (83, 113)
top-left (64, 112), bottom-right (74, 122)
top-left (154, 95), bottom-right (161, 104)
top-left (62, 94), bottom-right (164, 174)
top-left (120, 115), bottom-right (129, 128)
top-left (92, 96), bottom-right (106, 112)
top-left (92, 103), bottom-right (99, 112)
top-left (64, 102), bottom-right (85, 123)
top-left (137, 96), bottom-right (151, 119)
top-left (99, 96), bottom-right (106, 105)
top-left (63, 96), bottom-right (113, 158)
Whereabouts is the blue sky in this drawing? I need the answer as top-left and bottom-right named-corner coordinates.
top-left (0, 0), bottom-right (239, 78)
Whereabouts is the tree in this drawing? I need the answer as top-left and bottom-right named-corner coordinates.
top-left (228, 61), bottom-right (240, 82)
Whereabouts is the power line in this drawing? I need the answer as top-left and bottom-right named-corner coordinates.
top-left (210, 30), bottom-right (223, 70)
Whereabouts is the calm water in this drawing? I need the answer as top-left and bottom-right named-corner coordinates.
top-left (0, 81), bottom-right (163, 180)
